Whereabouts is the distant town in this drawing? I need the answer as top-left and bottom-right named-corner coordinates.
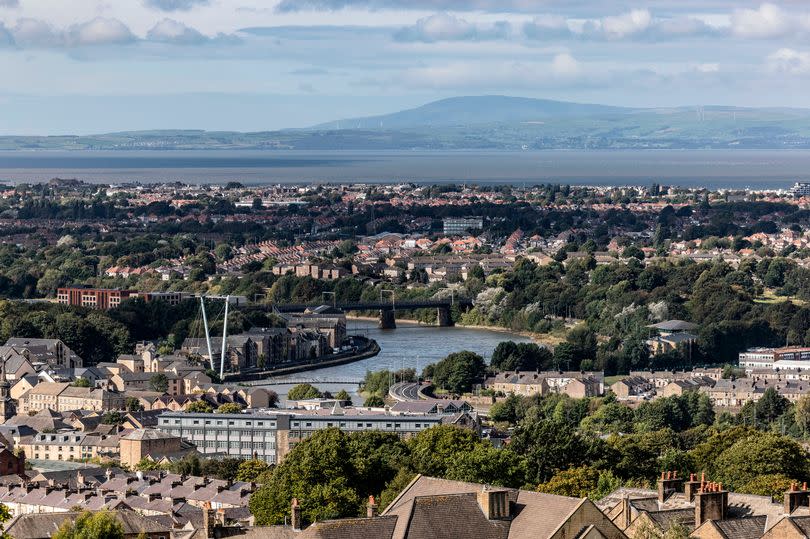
top-left (1, 178), bottom-right (810, 537)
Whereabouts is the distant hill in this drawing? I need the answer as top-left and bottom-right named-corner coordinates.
top-left (314, 95), bottom-right (634, 129)
top-left (4, 96), bottom-right (810, 150)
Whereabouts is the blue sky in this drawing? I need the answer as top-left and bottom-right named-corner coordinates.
top-left (1, 1), bottom-right (810, 134)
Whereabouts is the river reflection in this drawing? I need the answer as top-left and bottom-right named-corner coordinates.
top-left (262, 319), bottom-right (533, 405)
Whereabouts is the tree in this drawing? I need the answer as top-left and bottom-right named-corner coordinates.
top-left (149, 373), bottom-right (169, 393)
top-left (125, 397), bottom-right (144, 412)
top-left (512, 418), bottom-right (609, 484)
top-left (335, 389), bottom-right (351, 403)
top-left (53, 510), bottom-right (123, 539)
top-left (186, 401), bottom-right (214, 413)
top-left (249, 429), bottom-right (362, 526)
top-left (364, 395), bottom-right (385, 407)
top-left (713, 432), bottom-right (810, 490)
top-left (380, 469), bottom-right (417, 511)
top-left (429, 351), bottom-right (486, 395)
top-left (236, 459), bottom-right (271, 482)
top-left (101, 411), bottom-right (123, 425)
top-left (287, 383), bottom-right (322, 401)
top-left (795, 394), bottom-right (810, 435)
top-left (739, 474), bottom-right (796, 500)
top-left (537, 466), bottom-right (600, 498)
top-left (72, 377), bottom-right (91, 388)
top-left (407, 425), bottom-right (480, 478)
top-left (445, 444), bottom-right (526, 488)
top-left (217, 403), bottom-right (244, 414)
top-left (348, 431), bottom-right (409, 498)
top-left (755, 387), bottom-right (790, 424)
top-left (491, 341), bottom-right (552, 372)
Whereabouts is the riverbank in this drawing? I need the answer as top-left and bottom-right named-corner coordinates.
top-left (224, 337), bottom-right (380, 382)
top-left (346, 315), bottom-right (561, 347)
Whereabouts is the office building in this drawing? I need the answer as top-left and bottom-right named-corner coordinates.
top-left (443, 217), bottom-right (483, 235)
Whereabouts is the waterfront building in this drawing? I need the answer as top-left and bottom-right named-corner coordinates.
top-left (157, 406), bottom-right (446, 464)
top-left (157, 412), bottom-right (281, 463)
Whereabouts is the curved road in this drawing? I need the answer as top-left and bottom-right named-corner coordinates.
top-left (389, 382), bottom-right (425, 402)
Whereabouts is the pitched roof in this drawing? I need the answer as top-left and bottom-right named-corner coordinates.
top-left (381, 475), bottom-right (609, 539)
top-left (4, 509), bottom-right (170, 538)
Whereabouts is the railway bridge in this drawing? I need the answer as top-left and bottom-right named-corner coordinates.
top-left (269, 298), bottom-right (473, 329)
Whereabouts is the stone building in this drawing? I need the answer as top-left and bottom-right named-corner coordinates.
top-left (119, 428), bottom-right (191, 469)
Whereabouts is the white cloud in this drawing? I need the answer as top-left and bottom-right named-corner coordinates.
top-left (523, 15), bottom-right (571, 39)
top-left (767, 48), bottom-right (810, 74)
top-left (696, 63), bottom-right (720, 73)
top-left (731, 3), bottom-right (792, 38)
top-left (146, 18), bottom-right (207, 44)
top-left (551, 52), bottom-right (580, 76)
top-left (0, 22), bottom-right (12, 46)
top-left (525, 9), bottom-right (717, 41)
top-left (600, 9), bottom-right (652, 39)
top-left (66, 17), bottom-right (135, 46)
top-left (12, 18), bottom-right (61, 47)
top-left (143, 0), bottom-right (209, 12)
top-left (395, 12), bottom-right (509, 42)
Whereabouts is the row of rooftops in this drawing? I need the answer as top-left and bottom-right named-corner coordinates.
top-left (0, 469), bottom-right (255, 538)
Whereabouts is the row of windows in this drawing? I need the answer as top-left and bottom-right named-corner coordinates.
top-left (291, 421), bottom-right (433, 429)
top-left (178, 429), bottom-right (274, 438)
top-left (200, 440), bottom-right (274, 450)
top-left (162, 418), bottom-right (276, 428)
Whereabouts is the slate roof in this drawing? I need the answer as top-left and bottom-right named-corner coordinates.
top-left (712, 515), bottom-right (768, 539)
top-left (4, 509), bottom-right (170, 538)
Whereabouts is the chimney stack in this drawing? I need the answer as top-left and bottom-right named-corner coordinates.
top-left (657, 470), bottom-right (683, 503)
top-left (291, 498), bottom-right (303, 531)
top-left (367, 495), bottom-right (378, 518)
top-left (477, 486), bottom-right (511, 520)
top-left (784, 482), bottom-right (810, 514)
top-left (621, 496), bottom-right (632, 530)
top-left (684, 473), bottom-right (701, 502)
top-left (694, 481), bottom-right (728, 528)
top-left (202, 503), bottom-right (217, 539)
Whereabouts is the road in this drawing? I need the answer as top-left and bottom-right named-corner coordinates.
top-left (389, 381), bottom-right (425, 402)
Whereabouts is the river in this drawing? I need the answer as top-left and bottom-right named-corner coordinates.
top-left (259, 319), bottom-right (534, 405)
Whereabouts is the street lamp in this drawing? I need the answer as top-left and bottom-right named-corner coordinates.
top-left (322, 291), bottom-right (336, 308)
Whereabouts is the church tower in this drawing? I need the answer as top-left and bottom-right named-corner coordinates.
top-left (0, 359), bottom-right (15, 424)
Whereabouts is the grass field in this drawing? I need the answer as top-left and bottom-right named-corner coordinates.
top-left (755, 289), bottom-right (807, 306)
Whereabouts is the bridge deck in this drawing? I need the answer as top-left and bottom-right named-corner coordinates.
top-left (269, 299), bottom-right (472, 312)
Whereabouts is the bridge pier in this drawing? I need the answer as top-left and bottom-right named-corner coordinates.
top-left (436, 307), bottom-right (453, 327)
top-left (379, 309), bottom-right (396, 330)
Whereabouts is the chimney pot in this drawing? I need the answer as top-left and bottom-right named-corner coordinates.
top-left (291, 497), bottom-right (303, 531)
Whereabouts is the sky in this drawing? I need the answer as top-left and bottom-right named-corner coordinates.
top-left (2, 0), bottom-right (810, 134)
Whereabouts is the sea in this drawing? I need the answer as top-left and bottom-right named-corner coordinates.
top-left (1, 149), bottom-right (810, 189)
